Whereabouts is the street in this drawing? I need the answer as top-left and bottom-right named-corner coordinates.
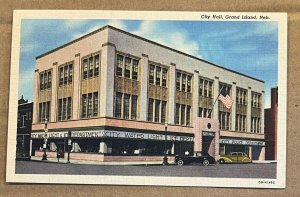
top-left (15, 161), bottom-right (276, 179)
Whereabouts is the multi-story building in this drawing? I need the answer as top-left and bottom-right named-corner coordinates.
top-left (17, 96), bottom-right (33, 159)
top-left (31, 25), bottom-right (265, 161)
top-left (265, 87), bottom-right (278, 160)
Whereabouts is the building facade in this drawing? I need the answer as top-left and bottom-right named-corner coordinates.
top-left (265, 87), bottom-right (278, 160)
top-left (17, 96), bottom-right (33, 159)
top-left (31, 25), bottom-right (265, 161)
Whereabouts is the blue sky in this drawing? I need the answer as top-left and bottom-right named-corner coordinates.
top-left (19, 19), bottom-right (278, 108)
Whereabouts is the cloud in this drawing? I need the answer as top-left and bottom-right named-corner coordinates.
top-left (132, 21), bottom-right (202, 58)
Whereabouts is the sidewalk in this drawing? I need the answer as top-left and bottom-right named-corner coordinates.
top-left (30, 156), bottom-right (172, 166)
top-left (252, 160), bottom-right (277, 164)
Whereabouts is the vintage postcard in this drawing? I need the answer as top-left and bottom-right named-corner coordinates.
top-left (6, 10), bottom-right (287, 188)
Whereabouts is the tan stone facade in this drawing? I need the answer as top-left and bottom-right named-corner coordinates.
top-left (31, 25), bottom-right (265, 161)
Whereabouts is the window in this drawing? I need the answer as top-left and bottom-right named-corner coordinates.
top-left (251, 117), bottom-right (261, 133)
top-left (40, 70), bottom-right (52, 90)
top-left (237, 88), bottom-right (247, 105)
top-left (199, 79), bottom-right (203, 96)
top-left (39, 101), bottom-right (50, 122)
top-left (198, 107), bottom-right (211, 118)
top-left (251, 92), bottom-right (261, 108)
top-left (124, 57), bottom-right (131, 78)
top-left (94, 55), bottom-right (100, 76)
top-left (187, 76), bottom-right (192, 93)
top-left (64, 66), bottom-right (68, 84)
top-left (219, 111), bottom-right (230, 130)
top-left (199, 77), bottom-right (213, 98)
top-left (131, 95), bottom-right (138, 119)
top-left (59, 67), bottom-right (64, 85)
top-left (182, 74), bottom-right (186, 92)
top-left (123, 94), bottom-right (130, 119)
top-left (59, 63), bottom-right (73, 85)
top-left (114, 93), bottom-right (138, 120)
top-left (154, 100), bottom-right (160, 122)
top-left (58, 97), bottom-right (72, 121)
top-left (176, 72), bottom-right (181, 91)
top-left (162, 68), bottom-right (167, 87)
top-left (132, 59), bottom-right (139, 80)
top-left (175, 104), bottom-right (180, 124)
top-left (116, 54), bottom-right (124, 76)
top-left (148, 98), bottom-right (154, 122)
top-left (204, 80), bottom-right (208, 97)
top-left (186, 105), bottom-right (191, 126)
top-left (81, 92), bottom-right (98, 118)
top-left (208, 81), bottom-right (213, 98)
top-left (181, 104), bottom-right (186, 125)
top-left (83, 59), bottom-right (88, 79)
top-left (88, 57), bottom-right (93, 78)
top-left (161, 101), bottom-right (167, 123)
top-left (93, 92), bottom-right (98, 116)
top-left (115, 92), bottom-right (122, 118)
top-left (149, 64), bottom-right (155, 84)
top-left (156, 66), bottom-right (161, 86)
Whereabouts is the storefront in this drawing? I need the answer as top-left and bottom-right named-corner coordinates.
top-left (31, 129), bottom-right (194, 161)
top-left (219, 138), bottom-right (265, 160)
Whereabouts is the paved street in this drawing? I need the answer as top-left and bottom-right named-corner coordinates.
top-left (16, 160), bottom-right (276, 179)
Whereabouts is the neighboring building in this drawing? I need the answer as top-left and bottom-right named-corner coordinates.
top-left (265, 87), bottom-right (278, 160)
top-left (31, 25), bottom-right (265, 161)
top-left (16, 96), bottom-right (33, 159)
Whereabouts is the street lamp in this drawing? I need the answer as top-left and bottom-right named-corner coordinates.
top-left (42, 118), bottom-right (48, 160)
top-left (67, 131), bottom-right (72, 163)
top-left (163, 122), bottom-right (169, 165)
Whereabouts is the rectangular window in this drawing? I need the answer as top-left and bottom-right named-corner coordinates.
top-left (154, 100), bottom-right (160, 122)
top-left (87, 93), bottom-right (93, 117)
top-left (175, 104), bottom-right (180, 124)
top-left (148, 98), bottom-right (154, 122)
top-left (162, 68), bottom-right (167, 87)
top-left (208, 81), bottom-right (213, 98)
top-left (186, 105), bottom-right (191, 126)
top-left (161, 101), bottom-right (167, 123)
top-left (39, 101), bottom-right (50, 122)
top-left (149, 64), bottom-right (155, 84)
top-left (68, 64), bottom-right (73, 83)
top-left (64, 65), bottom-right (68, 85)
top-left (187, 76), bottom-right (192, 93)
top-left (181, 105), bottom-right (185, 125)
top-left (62, 98), bottom-right (67, 120)
top-left (114, 92), bottom-right (122, 118)
top-left (124, 57), bottom-right (131, 78)
top-left (116, 54), bottom-right (124, 76)
top-left (204, 80), bottom-right (208, 97)
top-left (88, 57), bottom-right (93, 78)
top-left (123, 94), bottom-right (130, 119)
top-left (94, 55), bottom-right (100, 76)
top-left (83, 59), bottom-right (88, 79)
top-left (67, 97), bottom-right (72, 120)
top-left (43, 72), bottom-right (48, 90)
top-left (199, 78), bottom-right (203, 96)
top-left (48, 71), bottom-right (52, 89)
top-left (59, 67), bottom-right (64, 85)
top-left (81, 94), bottom-right (87, 118)
top-left (45, 101), bottom-right (50, 121)
top-left (58, 99), bottom-right (62, 120)
top-left (132, 59), bottom-right (139, 80)
top-left (182, 74), bottom-right (186, 92)
top-left (93, 92), bottom-right (98, 117)
top-left (156, 66), bottom-right (161, 86)
top-left (40, 73), bottom-right (44, 90)
top-left (131, 95), bottom-right (138, 120)
top-left (176, 72), bottom-right (181, 91)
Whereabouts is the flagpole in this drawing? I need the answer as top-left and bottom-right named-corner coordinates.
top-left (208, 86), bottom-right (224, 118)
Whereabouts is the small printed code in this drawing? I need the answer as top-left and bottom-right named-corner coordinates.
top-left (258, 180), bottom-right (275, 184)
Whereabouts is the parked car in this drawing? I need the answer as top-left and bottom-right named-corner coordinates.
top-left (219, 152), bottom-right (252, 164)
top-left (175, 153), bottom-right (216, 166)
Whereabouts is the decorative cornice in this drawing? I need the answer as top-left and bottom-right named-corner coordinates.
top-left (102, 42), bottom-right (116, 47)
top-left (170, 63), bottom-right (176, 66)
top-left (142, 53), bottom-right (148, 58)
top-left (214, 76), bottom-right (219, 79)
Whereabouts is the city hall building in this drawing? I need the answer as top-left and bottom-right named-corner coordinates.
top-left (31, 25), bottom-right (265, 162)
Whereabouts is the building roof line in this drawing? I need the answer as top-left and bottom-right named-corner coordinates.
top-left (36, 25), bottom-right (264, 83)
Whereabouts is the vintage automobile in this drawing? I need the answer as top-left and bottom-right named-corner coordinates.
top-left (219, 152), bottom-right (252, 164)
top-left (175, 153), bottom-right (216, 166)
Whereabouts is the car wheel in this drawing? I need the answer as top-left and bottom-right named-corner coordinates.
top-left (178, 160), bottom-right (184, 166)
top-left (219, 159), bottom-right (225, 164)
top-left (203, 159), bottom-right (210, 166)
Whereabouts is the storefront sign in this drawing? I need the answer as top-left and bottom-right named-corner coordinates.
top-left (202, 131), bottom-right (215, 137)
top-left (31, 130), bottom-right (194, 142)
top-left (219, 139), bottom-right (265, 146)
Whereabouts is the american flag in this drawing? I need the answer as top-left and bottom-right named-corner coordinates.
top-left (218, 88), bottom-right (233, 109)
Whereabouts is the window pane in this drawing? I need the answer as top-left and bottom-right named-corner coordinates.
top-left (40, 73), bottom-right (44, 90)
top-left (93, 92), bottom-right (98, 116)
top-left (156, 66), bottom-right (161, 86)
top-left (89, 57), bottom-right (93, 78)
top-left (48, 71), bottom-right (52, 89)
top-left (94, 55), bottom-right (100, 76)
top-left (115, 92), bottom-right (122, 118)
top-left (69, 64), bottom-right (73, 83)
top-left (175, 104), bottom-right (180, 124)
top-left (149, 64), bottom-right (155, 84)
top-left (182, 74), bottom-right (186, 92)
top-left (176, 72), bottom-right (181, 91)
top-left (58, 99), bottom-right (62, 121)
top-left (64, 65), bottom-right (68, 84)
top-left (148, 98), bottom-right (154, 122)
top-left (132, 59), bottom-right (138, 80)
top-left (81, 94), bottom-right (87, 118)
top-left (83, 59), bottom-right (88, 79)
top-left (131, 95), bottom-right (137, 119)
top-left (199, 78), bottom-right (203, 96)
top-left (154, 100), bottom-right (160, 122)
top-left (124, 57), bottom-right (131, 78)
top-left (87, 93), bottom-right (93, 117)
top-left (116, 54), bottom-right (123, 76)
top-left (43, 72), bottom-right (48, 90)
top-left (181, 105), bottom-right (186, 125)
top-left (123, 94), bottom-right (130, 119)
top-left (186, 105), bottom-right (191, 126)
top-left (161, 101), bottom-right (167, 123)
top-left (59, 67), bottom-right (64, 85)
top-left (62, 98), bottom-right (67, 120)
top-left (67, 97), bottom-right (72, 120)
top-left (187, 76), bottom-right (192, 93)
top-left (162, 68), bottom-right (167, 87)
